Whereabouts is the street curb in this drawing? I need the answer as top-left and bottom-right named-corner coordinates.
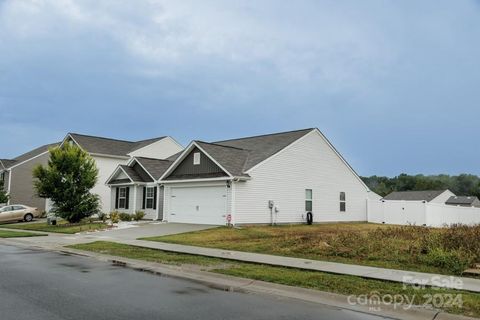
top-left (56, 246), bottom-right (475, 320)
top-left (0, 240), bottom-right (476, 320)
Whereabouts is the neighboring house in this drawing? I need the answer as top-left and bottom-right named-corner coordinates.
top-left (145, 128), bottom-right (376, 225)
top-left (0, 143), bottom-right (60, 210)
top-left (382, 190), bottom-right (456, 204)
top-left (1, 133), bottom-right (182, 213)
top-left (106, 157), bottom-right (174, 219)
top-left (61, 133), bottom-right (183, 213)
top-left (445, 196), bottom-right (480, 208)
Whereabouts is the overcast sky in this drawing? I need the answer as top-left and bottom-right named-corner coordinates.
top-left (1, 1), bottom-right (479, 176)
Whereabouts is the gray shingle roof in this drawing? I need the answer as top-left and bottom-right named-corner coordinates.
top-left (195, 141), bottom-right (250, 177)
top-left (2, 142), bottom-right (60, 169)
top-left (214, 128), bottom-right (314, 171)
top-left (135, 157), bottom-right (173, 180)
top-left (383, 190), bottom-right (449, 202)
top-left (120, 165), bottom-right (146, 183)
top-left (69, 133), bottom-right (166, 157)
top-left (163, 128), bottom-right (315, 179)
top-left (0, 159), bottom-right (17, 169)
top-left (446, 196), bottom-right (480, 206)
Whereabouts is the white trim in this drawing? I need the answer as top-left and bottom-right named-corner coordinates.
top-left (161, 177), bottom-right (232, 184)
top-left (117, 186), bottom-right (128, 209)
top-left (244, 128), bottom-right (370, 191)
top-left (156, 186), bottom-right (161, 220)
top-left (193, 152), bottom-right (201, 165)
top-left (7, 169), bottom-right (12, 202)
top-left (60, 134), bottom-right (83, 150)
top-left (145, 186), bottom-right (155, 209)
top-left (105, 165), bottom-right (124, 186)
top-left (108, 182), bottom-right (135, 186)
top-left (90, 153), bottom-right (129, 160)
top-left (158, 141), bottom-right (234, 181)
top-left (7, 150), bottom-right (50, 170)
top-left (133, 185), bottom-right (138, 213)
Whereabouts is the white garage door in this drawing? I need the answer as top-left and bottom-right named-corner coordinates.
top-left (169, 186), bottom-right (227, 225)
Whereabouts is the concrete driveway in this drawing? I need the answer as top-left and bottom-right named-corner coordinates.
top-left (0, 222), bottom-right (215, 248)
top-left (91, 222), bottom-right (215, 241)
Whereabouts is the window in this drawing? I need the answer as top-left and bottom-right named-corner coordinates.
top-left (145, 187), bottom-right (155, 209)
top-left (193, 152), bottom-right (201, 165)
top-left (305, 189), bottom-right (313, 211)
top-left (340, 192), bottom-right (346, 212)
top-left (118, 187), bottom-right (127, 209)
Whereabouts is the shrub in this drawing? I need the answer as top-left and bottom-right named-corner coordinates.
top-left (118, 212), bottom-right (132, 222)
top-left (97, 212), bottom-right (107, 222)
top-left (109, 211), bottom-right (120, 224)
top-left (420, 248), bottom-right (475, 275)
top-left (133, 211), bottom-right (145, 221)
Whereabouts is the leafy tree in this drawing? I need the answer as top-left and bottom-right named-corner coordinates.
top-left (0, 184), bottom-right (8, 204)
top-left (33, 144), bottom-right (100, 223)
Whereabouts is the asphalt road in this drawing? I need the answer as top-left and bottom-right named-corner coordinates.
top-left (0, 244), bottom-right (390, 320)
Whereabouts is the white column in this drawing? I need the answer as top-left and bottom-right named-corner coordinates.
top-left (132, 185), bottom-right (138, 213)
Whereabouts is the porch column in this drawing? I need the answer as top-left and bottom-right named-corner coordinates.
top-left (132, 185), bottom-right (138, 213)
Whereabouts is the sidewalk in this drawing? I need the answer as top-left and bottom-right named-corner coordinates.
top-left (120, 239), bottom-right (480, 293)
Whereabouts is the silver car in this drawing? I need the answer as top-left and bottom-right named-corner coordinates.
top-left (0, 205), bottom-right (40, 223)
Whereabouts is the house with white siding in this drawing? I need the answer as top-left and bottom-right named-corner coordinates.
top-left (61, 133), bottom-right (183, 213)
top-left (1, 133), bottom-right (183, 213)
top-left (107, 128), bottom-right (377, 225)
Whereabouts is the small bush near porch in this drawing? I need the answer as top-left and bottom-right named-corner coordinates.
top-left (144, 223), bottom-right (480, 275)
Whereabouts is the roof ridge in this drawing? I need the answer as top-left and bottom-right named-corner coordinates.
top-left (195, 140), bottom-right (250, 151)
top-left (134, 136), bottom-right (166, 143)
top-left (69, 132), bottom-right (135, 144)
top-left (135, 156), bottom-right (173, 162)
top-left (214, 128), bottom-right (315, 143)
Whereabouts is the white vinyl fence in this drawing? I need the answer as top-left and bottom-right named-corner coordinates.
top-left (367, 200), bottom-right (480, 227)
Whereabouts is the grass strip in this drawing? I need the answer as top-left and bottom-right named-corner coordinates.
top-left (68, 241), bottom-right (480, 318)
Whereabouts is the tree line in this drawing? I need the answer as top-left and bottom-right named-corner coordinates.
top-left (361, 174), bottom-right (480, 198)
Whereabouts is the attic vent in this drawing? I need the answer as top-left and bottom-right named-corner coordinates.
top-left (193, 152), bottom-right (201, 165)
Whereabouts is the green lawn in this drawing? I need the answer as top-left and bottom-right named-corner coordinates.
top-left (0, 230), bottom-right (46, 238)
top-left (69, 241), bottom-right (480, 318)
top-left (142, 223), bottom-right (480, 275)
top-left (1, 221), bottom-right (110, 234)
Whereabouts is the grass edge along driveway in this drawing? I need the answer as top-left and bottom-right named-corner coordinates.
top-left (0, 229), bottom-right (47, 238)
top-left (1, 221), bottom-right (110, 234)
top-left (68, 241), bottom-right (480, 318)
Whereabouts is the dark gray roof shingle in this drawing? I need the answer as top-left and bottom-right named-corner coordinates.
top-left (2, 142), bottom-right (60, 169)
top-left (120, 165), bottom-right (146, 183)
top-left (135, 157), bottom-right (173, 180)
top-left (0, 159), bottom-right (17, 169)
top-left (69, 133), bottom-right (166, 157)
top-left (195, 141), bottom-right (250, 177)
top-left (214, 128), bottom-right (314, 171)
top-left (383, 190), bottom-right (449, 202)
top-left (162, 128), bottom-right (315, 179)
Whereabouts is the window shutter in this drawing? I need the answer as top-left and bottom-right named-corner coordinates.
top-left (115, 188), bottom-right (119, 209)
top-left (142, 187), bottom-right (146, 209)
top-left (125, 187), bottom-right (130, 209)
top-left (153, 187), bottom-right (157, 210)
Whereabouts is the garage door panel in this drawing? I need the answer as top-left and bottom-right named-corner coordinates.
top-left (169, 186), bottom-right (227, 225)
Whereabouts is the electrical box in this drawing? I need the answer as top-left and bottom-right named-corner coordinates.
top-left (268, 200), bottom-right (274, 209)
